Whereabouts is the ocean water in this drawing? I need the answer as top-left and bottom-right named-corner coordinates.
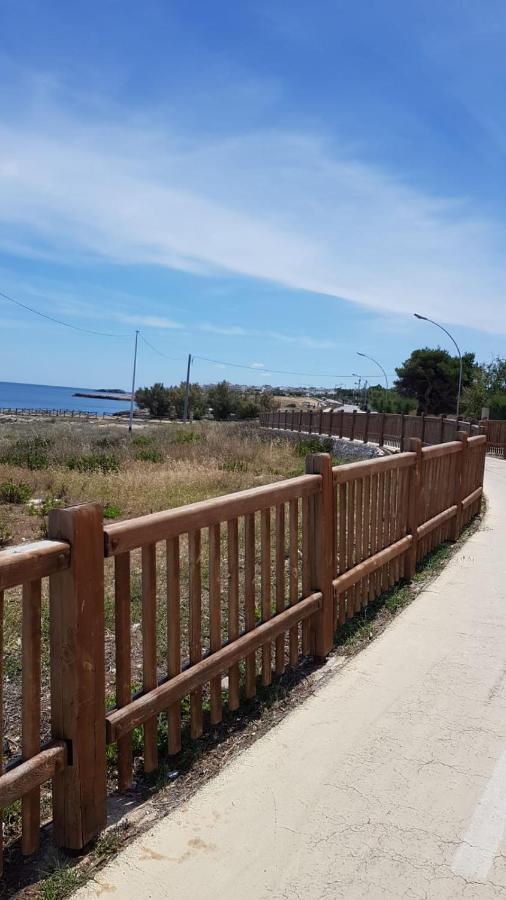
top-left (0, 381), bottom-right (132, 416)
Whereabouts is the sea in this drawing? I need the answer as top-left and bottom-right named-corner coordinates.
top-left (0, 381), bottom-right (132, 416)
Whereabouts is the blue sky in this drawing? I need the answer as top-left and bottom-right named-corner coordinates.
top-left (0, 0), bottom-right (505, 390)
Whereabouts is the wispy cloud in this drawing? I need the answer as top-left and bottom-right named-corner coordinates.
top-left (1, 92), bottom-right (506, 333)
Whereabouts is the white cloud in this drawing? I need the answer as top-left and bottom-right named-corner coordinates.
top-left (250, 361), bottom-right (265, 368)
top-left (1, 99), bottom-right (505, 333)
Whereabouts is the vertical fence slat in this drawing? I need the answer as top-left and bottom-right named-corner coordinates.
top-left (260, 509), bottom-right (272, 685)
top-left (21, 579), bottom-right (41, 856)
top-left (115, 553), bottom-right (132, 789)
top-left (301, 496), bottom-right (311, 655)
top-left (209, 523), bottom-right (222, 724)
top-left (189, 530), bottom-right (203, 738)
top-left (275, 504), bottom-right (286, 675)
top-left (244, 513), bottom-right (257, 697)
top-left (346, 481), bottom-right (355, 619)
top-left (337, 482), bottom-right (347, 625)
top-left (289, 499), bottom-right (299, 666)
top-left (227, 519), bottom-right (240, 709)
top-left (167, 536), bottom-right (181, 754)
top-left (141, 544), bottom-right (157, 773)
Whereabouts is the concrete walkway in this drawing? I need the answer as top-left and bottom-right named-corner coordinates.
top-left (78, 457), bottom-right (506, 900)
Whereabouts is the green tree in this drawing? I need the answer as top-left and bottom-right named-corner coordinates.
top-left (167, 383), bottom-right (207, 420)
top-left (135, 383), bottom-right (172, 418)
top-left (395, 348), bottom-right (475, 415)
top-left (462, 357), bottom-right (506, 420)
top-left (208, 381), bottom-right (236, 420)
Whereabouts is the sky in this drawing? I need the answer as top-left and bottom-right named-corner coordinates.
top-left (0, 0), bottom-right (505, 390)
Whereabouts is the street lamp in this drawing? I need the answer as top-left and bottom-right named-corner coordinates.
top-left (413, 314), bottom-right (463, 417)
top-left (356, 352), bottom-right (389, 391)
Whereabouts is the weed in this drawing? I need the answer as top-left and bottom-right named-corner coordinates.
top-left (296, 436), bottom-right (334, 456)
top-left (135, 447), bottom-right (163, 463)
top-left (0, 511), bottom-right (12, 546)
top-left (104, 503), bottom-right (122, 519)
top-left (66, 452), bottom-right (119, 473)
top-left (174, 429), bottom-right (204, 445)
top-left (40, 862), bottom-right (83, 900)
top-left (0, 480), bottom-right (32, 503)
top-left (132, 433), bottom-right (154, 447)
top-left (0, 435), bottom-right (51, 469)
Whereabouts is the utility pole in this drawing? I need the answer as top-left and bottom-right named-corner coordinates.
top-left (182, 353), bottom-right (192, 423)
top-left (128, 330), bottom-right (140, 434)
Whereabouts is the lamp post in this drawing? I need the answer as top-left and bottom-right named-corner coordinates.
top-left (413, 314), bottom-right (463, 417)
top-left (357, 352), bottom-right (389, 408)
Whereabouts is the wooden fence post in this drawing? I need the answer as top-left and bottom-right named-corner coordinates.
top-left (405, 438), bottom-right (422, 579)
top-left (400, 413), bottom-right (406, 452)
top-left (49, 503), bottom-right (107, 850)
top-left (364, 411), bottom-right (370, 444)
top-left (420, 413), bottom-right (425, 445)
top-left (379, 412), bottom-right (385, 447)
top-left (439, 415), bottom-right (445, 444)
top-left (305, 454), bottom-right (334, 659)
top-left (350, 410), bottom-right (356, 442)
top-left (453, 432), bottom-right (468, 540)
top-left (298, 410), bottom-right (303, 433)
top-left (339, 408), bottom-right (344, 438)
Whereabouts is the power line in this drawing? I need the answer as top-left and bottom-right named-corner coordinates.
top-left (0, 288), bottom-right (130, 338)
top-left (193, 354), bottom-right (394, 381)
top-left (139, 333), bottom-right (185, 361)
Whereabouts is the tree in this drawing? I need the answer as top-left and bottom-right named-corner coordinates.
top-left (166, 383), bottom-right (207, 420)
top-left (394, 348), bottom-right (475, 415)
top-left (207, 381), bottom-right (236, 420)
top-left (462, 357), bottom-right (506, 420)
top-left (135, 383), bottom-right (172, 418)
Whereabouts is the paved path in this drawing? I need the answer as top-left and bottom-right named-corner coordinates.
top-left (78, 457), bottom-right (506, 900)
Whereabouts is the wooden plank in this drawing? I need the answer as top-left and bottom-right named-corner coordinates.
top-left (417, 505), bottom-right (457, 539)
top-left (49, 503), bottom-right (106, 851)
top-left (227, 520), bottom-right (240, 708)
top-left (332, 452), bottom-right (415, 485)
top-left (21, 579), bottom-right (42, 855)
top-left (107, 592), bottom-right (322, 742)
top-left (260, 509), bottom-right (272, 686)
top-left (462, 486), bottom-right (483, 510)
top-left (141, 544), bottom-right (157, 773)
top-left (189, 530), bottom-right (203, 739)
top-left (105, 476), bottom-right (321, 556)
top-left (301, 496), bottom-right (311, 655)
top-left (362, 475), bottom-right (371, 609)
top-left (166, 537), bottom-right (181, 754)
top-left (333, 535), bottom-right (412, 595)
top-left (209, 524), bottom-right (222, 724)
top-left (244, 514), bottom-right (257, 697)
top-left (337, 482), bottom-right (347, 625)
top-left (115, 553), bottom-right (132, 790)
top-left (0, 541), bottom-right (69, 592)
top-left (289, 499), bottom-right (299, 666)
top-left (0, 742), bottom-right (66, 809)
top-left (275, 504), bottom-right (286, 675)
top-left (345, 480), bottom-right (355, 619)
top-left (354, 478), bottom-right (363, 613)
top-left (422, 441), bottom-right (462, 460)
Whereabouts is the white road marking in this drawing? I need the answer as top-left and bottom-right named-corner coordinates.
top-left (452, 749), bottom-right (506, 881)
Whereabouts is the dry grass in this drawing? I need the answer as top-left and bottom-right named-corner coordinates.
top-left (0, 420), bottom-right (303, 543)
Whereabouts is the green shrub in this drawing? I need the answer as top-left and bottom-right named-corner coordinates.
top-left (296, 436), bottom-right (334, 456)
top-left (66, 452), bottom-right (119, 473)
top-left (0, 480), bottom-right (32, 504)
top-left (104, 504), bottom-right (122, 519)
top-left (0, 435), bottom-right (51, 469)
top-left (173, 429), bottom-right (204, 444)
top-left (135, 448), bottom-right (163, 463)
top-left (132, 434), bottom-right (154, 447)
top-left (0, 513), bottom-right (12, 546)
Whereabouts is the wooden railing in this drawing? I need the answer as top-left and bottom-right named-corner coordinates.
top-left (0, 434), bottom-right (487, 873)
top-left (480, 419), bottom-right (506, 458)
top-left (260, 408), bottom-right (484, 450)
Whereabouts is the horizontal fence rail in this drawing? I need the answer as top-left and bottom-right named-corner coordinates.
top-left (0, 433), bottom-right (487, 874)
top-left (260, 408), bottom-right (486, 451)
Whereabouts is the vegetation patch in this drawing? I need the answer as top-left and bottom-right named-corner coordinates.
top-left (0, 480), bottom-right (32, 504)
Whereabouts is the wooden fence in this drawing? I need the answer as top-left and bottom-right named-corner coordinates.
top-left (0, 434), bottom-right (487, 872)
top-left (260, 408), bottom-right (485, 450)
top-left (480, 419), bottom-right (506, 458)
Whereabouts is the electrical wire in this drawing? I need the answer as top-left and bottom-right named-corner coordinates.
top-left (193, 354), bottom-right (394, 381)
top-left (139, 333), bottom-right (185, 361)
top-left (0, 288), bottom-right (130, 338)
